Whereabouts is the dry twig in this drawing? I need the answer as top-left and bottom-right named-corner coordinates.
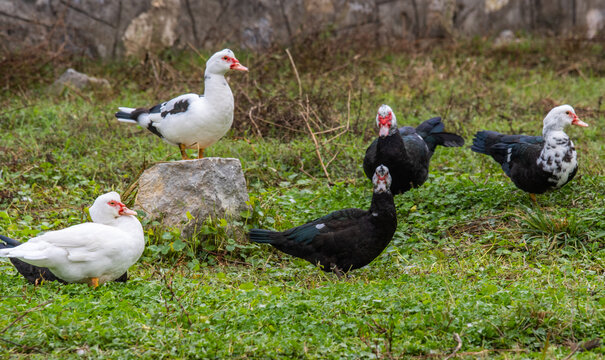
top-left (285, 48), bottom-right (302, 98)
top-left (160, 272), bottom-right (193, 327)
top-left (1, 300), bottom-right (54, 334)
top-left (444, 333), bottom-right (462, 360)
top-left (300, 98), bottom-right (331, 182)
top-left (563, 338), bottom-right (602, 360)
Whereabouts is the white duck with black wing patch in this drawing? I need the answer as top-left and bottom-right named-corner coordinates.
top-left (115, 49), bottom-right (248, 160)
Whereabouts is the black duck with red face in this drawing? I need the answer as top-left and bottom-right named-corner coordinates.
top-left (363, 105), bottom-right (464, 195)
top-left (248, 165), bottom-right (397, 277)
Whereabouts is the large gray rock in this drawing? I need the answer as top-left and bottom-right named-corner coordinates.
top-left (135, 158), bottom-right (250, 236)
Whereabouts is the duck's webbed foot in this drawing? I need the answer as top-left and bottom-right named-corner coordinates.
top-left (178, 144), bottom-right (191, 160)
top-left (330, 264), bottom-right (345, 279)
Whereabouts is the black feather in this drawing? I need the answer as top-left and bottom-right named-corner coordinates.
top-left (115, 111), bottom-right (133, 119)
top-left (414, 117), bottom-right (445, 137)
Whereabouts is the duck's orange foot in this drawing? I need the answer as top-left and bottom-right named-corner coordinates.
top-left (178, 144), bottom-right (191, 160)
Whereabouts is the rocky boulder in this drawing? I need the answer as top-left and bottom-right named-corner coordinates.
top-left (135, 158), bottom-right (250, 236)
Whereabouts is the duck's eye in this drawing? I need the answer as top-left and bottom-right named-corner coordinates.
top-left (565, 111), bottom-right (570, 115)
top-left (223, 56), bottom-right (229, 60)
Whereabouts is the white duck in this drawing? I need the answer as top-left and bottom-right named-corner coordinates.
top-left (115, 49), bottom-right (248, 160)
top-left (0, 192), bottom-right (144, 287)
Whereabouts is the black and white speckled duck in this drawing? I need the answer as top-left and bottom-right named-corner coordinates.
top-left (115, 49), bottom-right (248, 160)
top-left (363, 105), bottom-right (465, 195)
top-left (471, 105), bottom-right (588, 201)
top-left (248, 165), bottom-right (397, 277)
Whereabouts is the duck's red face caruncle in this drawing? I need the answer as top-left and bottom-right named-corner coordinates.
top-left (373, 165), bottom-right (392, 193)
top-left (107, 200), bottom-right (137, 216)
top-left (222, 55), bottom-right (248, 72)
top-left (378, 112), bottom-right (393, 137)
top-left (567, 110), bottom-right (588, 127)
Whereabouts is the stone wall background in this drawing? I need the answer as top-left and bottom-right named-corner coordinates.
top-left (1, 0), bottom-right (604, 58)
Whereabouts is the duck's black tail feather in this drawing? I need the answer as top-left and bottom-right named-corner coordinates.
top-left (424, 132), bottom-right (466, 153)
top-left (471, 131), bottom-right (507, 158)
top-left (471, 130), bottom-right (516, 170)
top-left (415, 117), bottom-right (445, 136)
top-left (0, 234), bottom-right (21, 248)
top-left (416, 117), bottom-right (465, 153)
top-left (115, 107), bottom-right (149, 124)
top-left (248, 229), bottom-right (278, 244)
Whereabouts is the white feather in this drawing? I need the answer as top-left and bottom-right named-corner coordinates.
top-left (117, 118), bottom-right (137, 124)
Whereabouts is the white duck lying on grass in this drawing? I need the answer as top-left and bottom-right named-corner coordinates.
top-left (0, 192), bottom-right (144, 288)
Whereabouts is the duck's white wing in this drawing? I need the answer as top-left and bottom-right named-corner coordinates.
top-left (1, 223), bottom-right (126, 263)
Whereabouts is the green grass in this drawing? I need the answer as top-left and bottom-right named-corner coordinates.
top-left (0, 37), bottom-right (604, 359)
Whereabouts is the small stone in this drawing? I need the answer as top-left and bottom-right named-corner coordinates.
top-left (50, 68), bottom-right (110, 94)
top-left (494, 29), bottom-right (515, 46)
top-left (135, 158), bottom-right (250, 236)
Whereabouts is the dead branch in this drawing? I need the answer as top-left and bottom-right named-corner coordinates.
top-left (443, 333), bottom-right (462, 360)
top-left (0, 337), bottom-right (45, 354)
top-left (184, 0), bottom-right (200, 45)
top-left (308, 106), bottom-right (323, 131)
top-left (300, 97), bottom-right (331, 182)
top-left (256, 116), bottom-right (305, 134)
top-left (325, 149), bottom-right (343, 168)
top-left (563, 338), bottom-right (602, 360)
top-left (324, 89), bottom-right (352, 143)
top-left (313, 124), bottom-right (346, 135)
top-left (1, 300), bottom-right (54, 334)
top-left (0, 10), bottom-right (53, 28)
top-left (186, 42), bottom-right (206, 62)
top-left (285, 48), bottom-right (302, 98)
top-left (298, 159), bottom-right (316, 179)
top-left (121, 160), bottom-right (147, 202)
top-left (160, 272), bottom-right (193, 327)
top-left (247, 105), bottom-right (263, 137)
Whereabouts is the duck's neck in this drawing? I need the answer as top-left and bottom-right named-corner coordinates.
top-left (540, 129), bottom-right (573, 157)
top-left (109, 216), bottom-right (145, 243)
top-left (378, 132), bottom-right (405, 153)
top-left (369, 191), bottom-right (397, 243)
top-left (203, 72), bottom-right (234, 106)
top-left (370, 192), bottom-right (396, 221)
top-left (536, 129), bottom-right (577, 184)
